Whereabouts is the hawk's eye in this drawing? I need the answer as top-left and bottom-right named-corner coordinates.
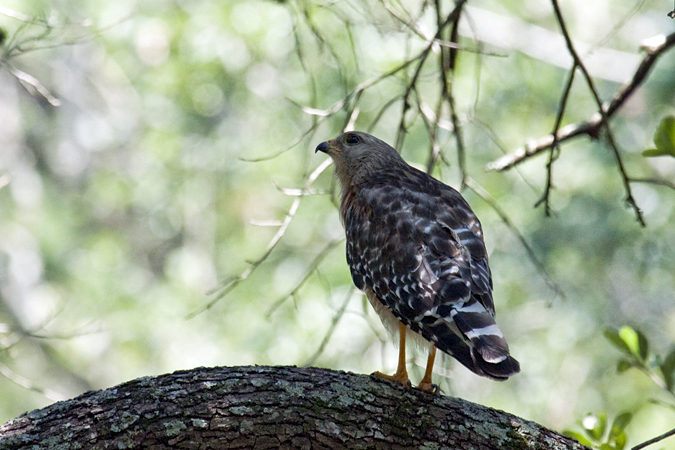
top-left (346, 135), bottom-right (360, 144)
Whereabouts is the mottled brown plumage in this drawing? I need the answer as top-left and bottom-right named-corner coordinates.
top-left (316, 132), bottom-right (519, 388)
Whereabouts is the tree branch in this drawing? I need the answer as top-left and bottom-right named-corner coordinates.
top-left (486, 32), bottom-right (675, 173)
top-left (549, 0), bottom-right (644, 225)
top-left (534, 66), bottom-right (575, 215)
top-left (0, 366), bottom-right (588, 450)
top-left (632, 427), bottom-right (675, 450)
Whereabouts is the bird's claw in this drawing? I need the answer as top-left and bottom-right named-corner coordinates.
top-left (416, 381), bottom-right (439, 394)
top-left (372, 370), bottom-right (412, 390)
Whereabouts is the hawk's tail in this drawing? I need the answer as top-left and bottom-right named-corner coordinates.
top-left (452, 299), bottom-right (520, 380)
top-left (424, 298), bottom-right (520, 380)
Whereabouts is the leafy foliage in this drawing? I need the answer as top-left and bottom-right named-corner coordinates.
top-left (565, 412), bottom-right (633, 450)
top-left (605, 326), bottom-right (675, 404)
top-left (643, 116), bottom-right (675, 158)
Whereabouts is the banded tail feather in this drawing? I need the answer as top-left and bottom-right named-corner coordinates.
top-left (451, 298), bottom-right (520, 380)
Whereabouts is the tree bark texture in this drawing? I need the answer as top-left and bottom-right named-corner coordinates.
top-left (0, 365), bottom-right (587, 450)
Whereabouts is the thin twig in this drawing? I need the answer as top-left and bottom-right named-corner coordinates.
top-left (631, 427), bottom-right (675, 450)
top-left (380, 0), bottom-right (500, 56)
top-left (0, 362), bottom-right (66, 401)
top-left (445, 1), bottom-right (467, 190)
top-left (0, 293), bottom-right (95, 398)
top-left (4, 63), bottom-right (61, 106)
top-left (551, 0), bottom-right (645, 225)
top-left (367, 96), bottom-right (403, 134)
top-left (437, 0), bottom-right (469, 188)
top-left (534, 67), bottom-right (576, 214)
top-left (395, 36), bottom-right (434, 152)
top-left (318, 54), bottom-right (425, 119)
top-left (0, 6), bottom-right (31, 22)
top-left (631, 178), bottom-right (675, 191)
top-left (465, 177), bottom-right (565, 302)
top-left (266, 239), bottom-right (343, 319)
top-left (424, 0), bottom-right (445, 174)
top-left (186, 158), bottom-right (334, 318)
top-left (303, 287), bottom-right (357, 366)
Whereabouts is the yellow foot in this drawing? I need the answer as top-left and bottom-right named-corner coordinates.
top-left (372, 370), bottom-right (412, 390)
top-left (416, 381), bottom-right (439, 394)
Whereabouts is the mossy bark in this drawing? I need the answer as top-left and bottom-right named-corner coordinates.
top-left (0, 365), bottom-right (587, 450)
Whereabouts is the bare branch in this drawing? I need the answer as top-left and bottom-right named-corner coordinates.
top-left (266, 239), bottom-right (343, 319)
top-left (549, 0), bottom-right (644, 225)
top-left (303, 287), bottom-right (357, 366)
top-left (631, 178), bottom-right (675, 191)
top-left (0, 362), bottom-right (65, 401)
top-left (381, 0), bottom-right (500, 56)
top-left (367, 96), bottom-right (403, 133)
top-left (0, 6), bottom-right (31, 22)
top-left (534, 67), bottom-right (576, 215)
top-left (186, 158), bottom-right (334, 318)
top-left (435, 0), bottom-right (469, 188)
top-left (4, 63), bottom-right (61, 106)
top-left (632, 427), bottom-right (675, 450)
top-left (486, 32), bottom-right (675, 172)
top-left (488, 2), bottom-right (675, 225)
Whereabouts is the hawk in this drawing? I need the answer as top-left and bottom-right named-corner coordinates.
top-left (316, 131), bottom-right (519, 392)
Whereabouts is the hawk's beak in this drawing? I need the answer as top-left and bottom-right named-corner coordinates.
top-left (315, 141), bottom-right (330, 154)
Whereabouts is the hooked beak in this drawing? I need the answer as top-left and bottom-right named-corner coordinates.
top-left (315, 141), bottom-right (330, 153)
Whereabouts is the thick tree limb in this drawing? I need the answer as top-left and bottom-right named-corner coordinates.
top-left (0, 365), bottom-right (587, 449)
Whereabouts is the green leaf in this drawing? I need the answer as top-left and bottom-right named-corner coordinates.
top-left (643, 116), bottom-right (675, 158)
top-left (611, 431), bottom-right (627, 450)
top-left (618, 326), bottom-right (648, 361)
top-left (583, 413), bottom-right (607, 441)
top-left (563, 430), bottom-right (594, 447)
top-left (661, 348), bottom-right (675, 391)
top-left (604, 328), bottom-right (632, 356)
top-left (617, 360), bottom-right (633, 373)
top-left (654, 116), bottom-right (675, 155)
top-left (642, 148), bottom-right (668, 157)
top-left (608, 415), bottom-right (630, 450)
top-left (610, 412), bottom-right (632, 436)
top-left (636, 329), bottom-right (649, 361)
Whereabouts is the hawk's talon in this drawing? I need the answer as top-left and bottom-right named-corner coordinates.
top-left (372, 370), bottom-right (412, 390)
top-left (417, 382), bottom-right (438, 394)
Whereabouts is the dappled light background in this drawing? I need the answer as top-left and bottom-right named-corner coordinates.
top-left (1, 0), bottom-right (674, 447)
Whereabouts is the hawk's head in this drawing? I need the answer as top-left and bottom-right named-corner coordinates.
top-left (315, 131), bottom-right (405, 186)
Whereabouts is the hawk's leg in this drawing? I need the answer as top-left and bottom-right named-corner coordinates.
top-left (417, 345), bottom-right (439, 393)
top-left (373, 322), bottom-right (411, 389)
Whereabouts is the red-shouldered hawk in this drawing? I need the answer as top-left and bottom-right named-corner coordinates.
top-left (316, 131), bottom-right (520, 392)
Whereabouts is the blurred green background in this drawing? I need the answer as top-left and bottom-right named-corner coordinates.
top-left (0, 0), bottom-right (674, 447)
